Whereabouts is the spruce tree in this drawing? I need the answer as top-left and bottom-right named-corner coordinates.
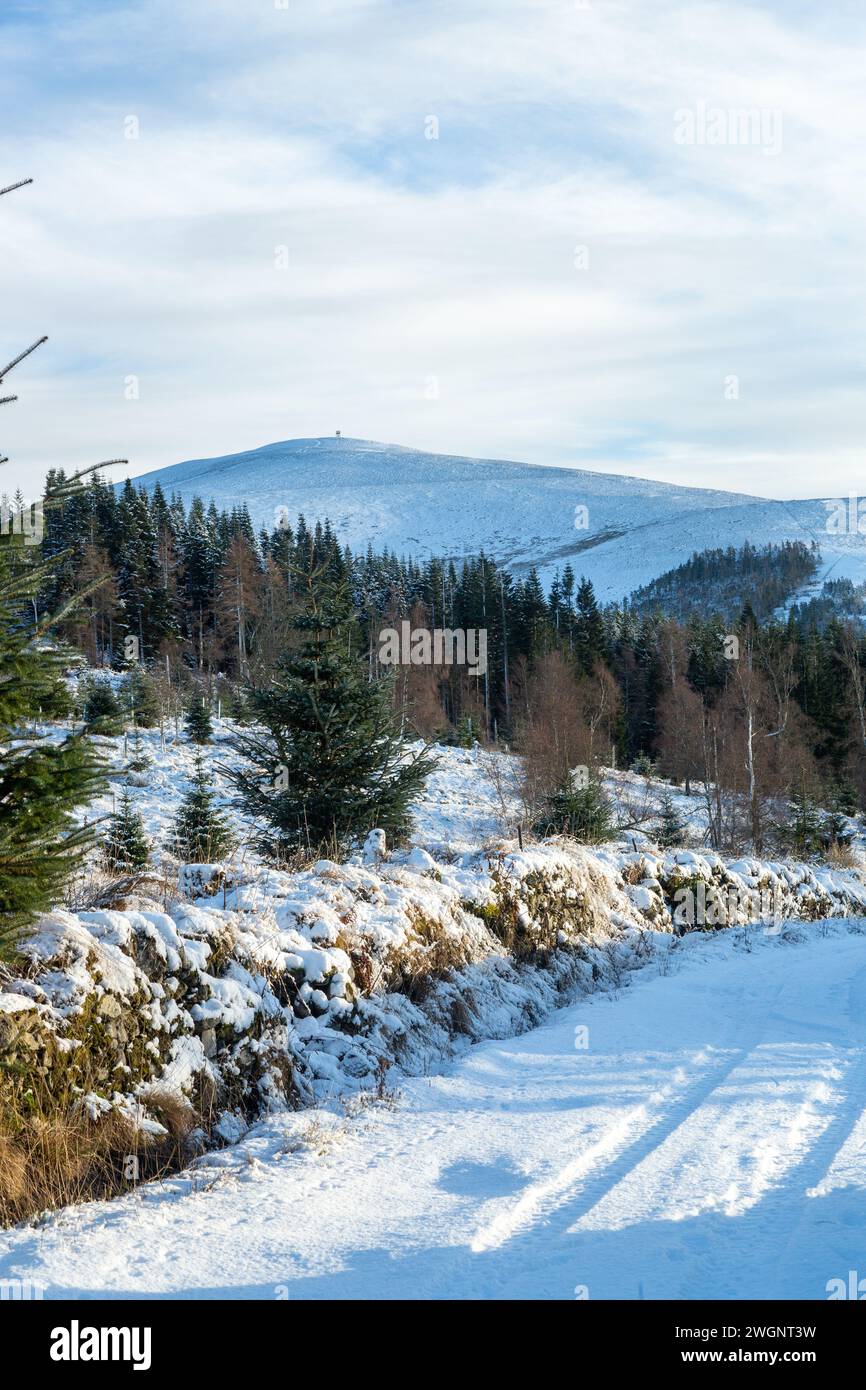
top-left (574, 577), bottom-right (606, 674)
top-left (0, 176), bottom-right (106, 956)
top-left (184, 693), bottom-right (213, 744)
top-left (831, 776), bottom-right (859, 819)
top-left (124, 667), bottom-right (160, 728)
top-left (825, 779), bottom-right (858, 847)
top-left (533, 775), bottom-right (613, 844)
top-left (114, 482), bottom-right (174, 658)
top-left (825, 803), bottom-right (854, 850)
top-left (168, 753), bottom-right (233, 861)
top-left (785, 783), bottom-right (823, 858)
top-left (81, 675), bottom-right (124, 734)
top-left (455, 713), bottom-right (479, 748)
top-left (0, 548), bottom-right (106, 955)
top-left (653, 791), bottom-right (687, 848)
top-left (515, 568), bottom-right (549, 659)
top-left (225, 685), bottom-right (254, 725)
top-left (103, 787), bottom-right (150, 872)
top-left (126, 727), bottom-right (151, 784)
top-left (226, 564), bottom-right (436, 859)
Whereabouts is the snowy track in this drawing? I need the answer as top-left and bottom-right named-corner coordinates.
top-left (3, 924), bottom-right (866, 1300)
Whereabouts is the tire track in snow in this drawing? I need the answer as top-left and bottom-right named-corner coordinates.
top-left (739, 965), bottom-right (866, 1296)
top-left (532, 964), bottom-right (866, 1298)
top-left (4, 931), bottom-right (866, 1300)
top-left (469, 1040), bottom-right (757, 1254)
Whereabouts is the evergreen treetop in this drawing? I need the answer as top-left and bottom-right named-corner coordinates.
top-left (226, 561), bottom-right (436, 860)
top-left (168, 752), bottom-right (233, 862)
top-left (653, 790), bottom-right (687, 848)
top-left (184, 693), bottom-right (213, 744)
top-left (102, 786), bottom-right (150, 872)
top-left (532, 774), bottom-right (614, 844)
top-left (0, 546), bottom-right (106, 955)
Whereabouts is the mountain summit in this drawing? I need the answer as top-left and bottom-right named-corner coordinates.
top-left (131, 437), bottom-right (866, 601)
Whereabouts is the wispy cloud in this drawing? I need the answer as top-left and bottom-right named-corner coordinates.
top-left (2, 0), bottom-right (866, 500)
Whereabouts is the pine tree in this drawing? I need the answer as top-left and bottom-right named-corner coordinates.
top-left (815, 778), bottom-right (856, 849)
top-left (0, 550), bottom-right (107, 954)
top-left (103, 787), bottom-right (150, 872)
top-left (533, 775), bottom-right (613, 844)
top-left (184, 693), bottom-right (213, 743)
top-left (825, 802), bottom-right (853, 849)
top-left (455, 713), bottom-right (479, 748)
top-left (168, 752), bottom-right (233, 861)
top-left (115, 482), bottom-right (174, 659)
top-left (0, 176), bottom-right (109, 955)
top-left (653, 791), bottom-right (687, 848)
top-left (785, 783), bottom-right (823, 858)
top-left (126, 727), bottom-right (152, 784)
top-left (124, 667), bottom-right (160, 728)
top-left (81, 675), bottom-right (124, 734)
top-left (830, 775), bottom-right (859, 819)
top-left (515, 568), bottom-right (549, 659)
top-left (226, 564), bottom-right (436, 859)
top-left (574, 576), bottom-right (606, 675)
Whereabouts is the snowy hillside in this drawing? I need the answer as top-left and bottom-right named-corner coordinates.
top-left (68, 718), bottom-right (866, 874)
top-left (131, 437), bottom-right (866, 602)
top-left (3, 729), bottom-right (866, 1298)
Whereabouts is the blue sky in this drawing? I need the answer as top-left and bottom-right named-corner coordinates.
top-left (2, 0), bottom-right (866, 500)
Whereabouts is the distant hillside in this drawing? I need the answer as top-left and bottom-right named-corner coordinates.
top-left (788, 577), bottom-right (866, 631)
top-left (627, 541), bottom-right (820, 623)
top-left (131, 437), bottom-right (866, 602)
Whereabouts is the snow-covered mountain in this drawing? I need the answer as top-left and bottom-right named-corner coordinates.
top-left (132, 437), bottom-right (866, 602)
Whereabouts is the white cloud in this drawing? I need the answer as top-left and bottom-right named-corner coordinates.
top-left (2, 0), bottom-right (866, 502)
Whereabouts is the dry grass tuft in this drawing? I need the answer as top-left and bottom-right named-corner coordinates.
top-left (0, 1080), bottom-right (221, 1228)
top-left (826, 841), bottom-right (859, 870)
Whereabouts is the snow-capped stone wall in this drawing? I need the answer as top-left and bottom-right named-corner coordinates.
top-left (2, 837), bottom-right (865, 1171)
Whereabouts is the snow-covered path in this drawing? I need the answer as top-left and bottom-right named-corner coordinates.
top-left (3, 924), bottom-right (866, 1301)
